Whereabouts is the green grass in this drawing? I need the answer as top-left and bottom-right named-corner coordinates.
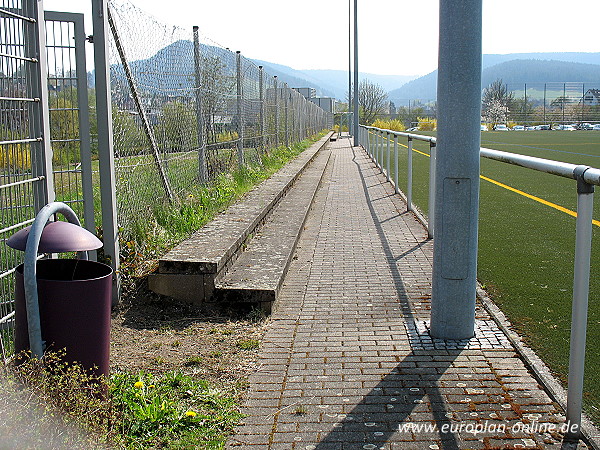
top-left (110, 371), bottom-right (243, 449)
top-left (387, 129), bottom-right (600, 424)
top-left (0, 353), bottom-right (243, 449)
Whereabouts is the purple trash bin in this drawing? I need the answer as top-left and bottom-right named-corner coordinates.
top-left (14, 259), bottom-right (112, 378)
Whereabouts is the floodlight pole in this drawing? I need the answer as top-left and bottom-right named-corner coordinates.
top-left (348, 0), bottom-right (352, 137)
top-left (352, 0), bottom-right (359, 146)
top-left (430, 0), bottom-right (482, 340)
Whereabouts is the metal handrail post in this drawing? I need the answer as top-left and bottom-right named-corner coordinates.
top-left (386, 131), bottom-right (391, 182)
top-left (394, 135), bottom-right (399, 194)
top-left (407, 137), bottom-right (413, 211)
top-left (566, 168), bottom-right (595, 440)
top-left (428, 142), bottom-right (436, 238)
top-left (378, 131), bottom-right (382, 169)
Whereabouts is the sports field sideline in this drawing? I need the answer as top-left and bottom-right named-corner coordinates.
top-left (398, 129), bottom-right (600, 425)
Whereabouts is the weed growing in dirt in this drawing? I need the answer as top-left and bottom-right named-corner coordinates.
top-left (0, 353), bottom-right (244, 449)
top-left (236, 339), bottom-right (260, 351)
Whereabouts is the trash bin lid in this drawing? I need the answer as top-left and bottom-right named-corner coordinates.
top-left (6, 221), bottom-right (103, 253)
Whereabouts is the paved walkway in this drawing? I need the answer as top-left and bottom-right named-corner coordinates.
top-left (227, 137), bottom-right (586, 449)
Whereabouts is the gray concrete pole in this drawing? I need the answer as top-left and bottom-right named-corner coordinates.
top-left (430, 0), bottom-right (482, 340)
top-left (352, 0), bottom-right (359, 146)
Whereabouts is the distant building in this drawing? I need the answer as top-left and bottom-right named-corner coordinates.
top-left (309, 97), bottom-right (335, 113)
top-left (582, 89), bottom-right (600, 106)
top-left (293, 87), bottom-right (316, 99)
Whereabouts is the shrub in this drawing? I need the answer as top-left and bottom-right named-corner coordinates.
top-left (417, 117), bottom-right (437, 131)
top-left (371, 118), bottom-right (405, 132)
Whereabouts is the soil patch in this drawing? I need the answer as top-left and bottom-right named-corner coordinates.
top-left (110, 283), bottom-right (268, 394)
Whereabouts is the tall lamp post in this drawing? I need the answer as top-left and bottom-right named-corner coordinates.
top-left (348, 0), bottom-right (352, 138)
top-left (353, 0), bottom-right (359, 146)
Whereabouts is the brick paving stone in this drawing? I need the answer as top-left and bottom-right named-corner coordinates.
top-left (225, 136), bottom-right (585, 449)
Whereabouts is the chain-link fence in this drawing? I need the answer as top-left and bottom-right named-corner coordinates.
top-left (106, 0), bottom-right (333, 240)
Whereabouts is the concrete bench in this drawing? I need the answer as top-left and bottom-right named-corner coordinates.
top-left (214, 148), bottom-right (331, 311)
top-left (148, 132), bottom-right (333, 307)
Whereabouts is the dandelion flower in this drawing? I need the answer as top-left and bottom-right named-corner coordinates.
top-left (134, 381), bottom-right (144, 389)
top-left (185, 410), bottom-right (197, 417)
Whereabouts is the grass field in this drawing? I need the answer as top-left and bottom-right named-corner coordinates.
top-left (385, 129), bottom-right (600, 424)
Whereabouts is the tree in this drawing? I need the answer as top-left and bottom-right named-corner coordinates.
top-left (200, 55), bottom-right (234, 144)
top-left (155, 100), bottom-right (197, 152)
top-left (482, 79), bottom-right (513, 125)
top-left (348, 79), bottom-right (388, 125)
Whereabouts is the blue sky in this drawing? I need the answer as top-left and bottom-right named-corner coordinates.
top-left (45, 0), bottom-right (600, 76)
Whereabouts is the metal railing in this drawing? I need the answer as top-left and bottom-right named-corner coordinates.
top-left (359, 123), bottom-right (599, 440)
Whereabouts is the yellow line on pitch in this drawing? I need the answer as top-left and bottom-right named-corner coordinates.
top-left (480, 175), bottom-right (600, 227)
top-left (385, 136), bottom-right (600, 227)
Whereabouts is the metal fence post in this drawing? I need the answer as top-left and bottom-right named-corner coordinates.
top-left (284, 85), bottom-right (289, 148)
top-left (274, 76), bottom-right (279, 148)
top-left (26, 0), bottom-right (55, 212)
top-left (430, 0), bottom-right (482, 340)
top-left (193, 26), bottom-right (207, 183)
top-left (428, 141), bottom-right (436, 238)
top-left (259, 66), bottom-right (265, 152)
top-left (92, 0), bottom-right (120, 304)
top-left (407, 137), bottom-right (413, 211)
top-left (235, 51), bottom-right (244, 166)
top-left (566, 167), bottom-right (595, 440)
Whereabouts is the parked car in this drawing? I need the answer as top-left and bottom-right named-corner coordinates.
top-left (538, 124), bottom-right (551, 131)
top-left (494, 124), bottom-right (508, 131)
top-left (526, 126), bottom-right (536, 131)
top-left (512, 125), bottom-right (525, 131)
top-left (581, 123), bottom-right (593, 130)
top-left (554, 124), bottom-right (576, 131)
top-left (406, 127), bottom-right (418, 132)
top-left (481, 124), bottom-right (488, 131)
top-left (593, 124), bottom-right (600, 131)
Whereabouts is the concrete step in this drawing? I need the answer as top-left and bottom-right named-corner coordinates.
top-left (148, 132), bottom-right (333, 304)
top-left (214, 148), bottom-right (332, 312)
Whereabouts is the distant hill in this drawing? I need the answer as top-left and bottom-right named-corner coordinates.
top-left (252, 60), bottom-right (338, 98)
top-left (102, 40), bottom-right (341, 100)
top-left (300, 70), bottom-right (417, 100)
top-left (389, 53), bottom-right (600, 104)
top-left (482, 52), bottom-right (600, 69)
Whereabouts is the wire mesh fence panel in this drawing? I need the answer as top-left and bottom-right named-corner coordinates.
top-left (0, 0), bottom-right (53, 355)
top-left (503, 82), bottom-right (600, 126)
top-left (106, 0), bottom-right (332, 244)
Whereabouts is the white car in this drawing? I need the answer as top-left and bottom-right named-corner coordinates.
top-left (593, 124), bottom-right (600, 131)
top-left (562, 125), bottom-right (576, 131)
top-left (494, 124), bottom-right (508, 131)
top-left (481, 124), bottom-right (488, 131)
top-left (512, 125), bottom-right (524, 131)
